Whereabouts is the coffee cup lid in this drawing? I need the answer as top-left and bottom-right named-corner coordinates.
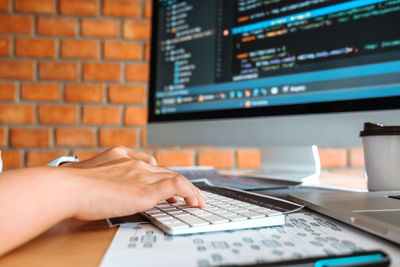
top-left (360, 122), bottom-right (400, 136)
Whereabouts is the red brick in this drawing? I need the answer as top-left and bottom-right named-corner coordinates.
top-left (72, 150), bottom-right (102, 161)
top-left (141, 129), bottom-right (148, 147)
top-left (124, 107), bottom-right (147, 126)
top-left (318, 148), bottom-right (347, 168)
top-left (0, 83), bottom-right (16, 101)
top-left (61, 40), bottom-right (99, 59)
top-left (0, 0), bottom-right (9, 11)
top-left (0, 60), bottom-right (33, 80)
top-left (81, 19), bottom-right (119, 38)
top-left (65, 84), bottom-right (103, 103)
top-left (16, 38), bottom-right (56, 59)
top-left (21, 83), bottom-right (61, 101)
top-left (144, 43), bottom-right (151, 61)
top-left (56, 128), bottom-right (95, 147)
top-left (83, 62), bottom-right (121, 82)
top-left (38, 105), bottom-right (78, 125)
top-left (350, 148), bottom-right (365, 168)
top-left (155, 150), bottom-right (193, 167)
top-left (197, 151), bottom-right (234, 169)
top-left (0, 127), bottom-right (6, 147)
top-left (123, 21), bottom-right (151, 40)
top-left (125, 64), bottom-right (149, 82)
top-left (82, 106), bottom-right (121, 125)
top-left (15, 0), bottom-right (55, 14)
top-left (37, 17), bottom-right (77, 37)
top-left (103, 0), bottom-right (141, 18)
top-left (99, 128), bottom-right (138, 147)
top-left (108, 85), bottom-right (146, 104)
top-left (236, 150), bottom-right (261, 169)
top-left (103, 41), bottom-right (142, 60)
top-left (1, 150), bottom-right (22, 169)
top-left (39, 62), bottom-right (78, 81)
top-left (0, 105), bottom-right (34, 124)
top-left (59, 0), bottom-right (98, 16)
top-left (26, 150), bottom-right (68, 167)
top-left (10, 128), bottom-right (51, 148)
top-left (0, 37), bottom-right (10, 56)
top-left (143, 1), bottom-right (152, 19)
top-left (0, 15), bottom-right (32, 34)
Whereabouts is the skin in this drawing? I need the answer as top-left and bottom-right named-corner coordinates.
top-left (0, 147), bottom-right (206, 256)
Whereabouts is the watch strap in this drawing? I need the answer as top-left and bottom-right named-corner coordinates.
top-left (47, 155), bottom-right (79, 167)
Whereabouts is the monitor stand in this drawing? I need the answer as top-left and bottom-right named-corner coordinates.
top-left (258, 146), bottom-right (321, 185)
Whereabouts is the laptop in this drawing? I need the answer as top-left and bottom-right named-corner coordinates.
top-left (288, 191), bottom-right (400, 244)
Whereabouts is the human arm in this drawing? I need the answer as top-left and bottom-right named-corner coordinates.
top-left (0, 158), bottom-right (206, 256)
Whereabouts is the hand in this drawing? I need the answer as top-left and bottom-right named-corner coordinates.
top-left (64, 146), bottom-right (157, 168)
top-left (72, 158), bottom-right (207, 221)
top-left (0, 157), bottom-right (206, 256)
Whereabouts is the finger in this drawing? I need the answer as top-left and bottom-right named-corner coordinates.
top-left (135, 171), bottom-right (177, 183)
top-left (148, 177), bottom-right (200, 207)
top-left (126, 150), bottom-right (158, 166)
top-left (196, 187), bottom-right (207, 207)
top-left (130, 165), bottom-right (203, 207)
top-left (166, 196), bottom-right (179, 203)
top-left (168, 173), bottom-right (204, 207)
top-left (143, 164), bottom-right (176, 174)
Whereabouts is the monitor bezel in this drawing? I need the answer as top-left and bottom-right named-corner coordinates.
top-left (148, 0), bottom-right (400, 124)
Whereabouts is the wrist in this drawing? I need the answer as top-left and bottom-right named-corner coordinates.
top-left (44, 167), bottom-right (86, 220)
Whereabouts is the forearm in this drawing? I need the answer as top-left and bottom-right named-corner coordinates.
top-left (0, 167), bottom-right (81, 256)
top-left (0, 157), bottom-right (206, 256)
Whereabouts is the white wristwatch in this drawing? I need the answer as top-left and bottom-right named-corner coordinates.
top-left (47, 155), bottom-right (79, 167)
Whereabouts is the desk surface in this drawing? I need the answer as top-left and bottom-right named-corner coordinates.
top-left (0, 171), bottom-right (367, 267)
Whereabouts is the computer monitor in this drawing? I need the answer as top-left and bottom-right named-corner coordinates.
top-left (147, 0), bottom-right (400, 180)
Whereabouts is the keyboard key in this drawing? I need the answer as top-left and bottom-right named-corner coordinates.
top-left (178, 216), bottom-right (210, 227)
top-left (155, 215), bottom-right (175, 221)
top-left (171, 203), bottom-right (186, 207)
top-left (151, 213), bottom-right (168, 218)
top-left (238, 211), bottom-right (265, 219)
top-left (234, 208), bottom-right (250, 213)
top-left (146, 208), bottom-right (160, 213)
top-left (168, 211), bottom-right (185, 215)
top-left (190, 210), bottom-right (212, 216)
top-left (204, 206), bottom-right (219, 211)
top-left (225, 199), bottom-right (241, 204)
top-left (169, 222), bottom-right (190, 230)
top-left (145, 210), bottom-right (163, 215)
top-left (215, 210), bottom-right (235, 216)
top-left (259, 210), bottom-right (282, 216)
top-left (225, 214), bottom-right (247, 222)
top-left (183, 208), bottom-right (202, 212)
top-left (162, 206), bottom-right (178, 210)
top-left (201, 215), bottom-right (229, 224)
top-left (174, 213), bottom-right (191, 218)
top-left (156, 203), bottom-right (171, 208)
top-left (163, 219), bottom-right (182, 225)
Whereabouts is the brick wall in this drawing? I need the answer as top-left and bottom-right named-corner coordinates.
top-left (0, 0), bottom-right (365, 172)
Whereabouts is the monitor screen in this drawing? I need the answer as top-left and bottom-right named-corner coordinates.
top-left (148, 0), bottom-right (400, 123)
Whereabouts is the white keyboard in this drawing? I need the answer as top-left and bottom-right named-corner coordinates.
top-left (140, 180), bottom-right (302, 235)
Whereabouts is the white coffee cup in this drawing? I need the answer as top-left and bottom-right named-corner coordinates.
top-left (361, 123), bottom-right (400, 191)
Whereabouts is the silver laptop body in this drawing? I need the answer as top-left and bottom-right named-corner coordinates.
top-left (288, 191), bottom-right (400, 244)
